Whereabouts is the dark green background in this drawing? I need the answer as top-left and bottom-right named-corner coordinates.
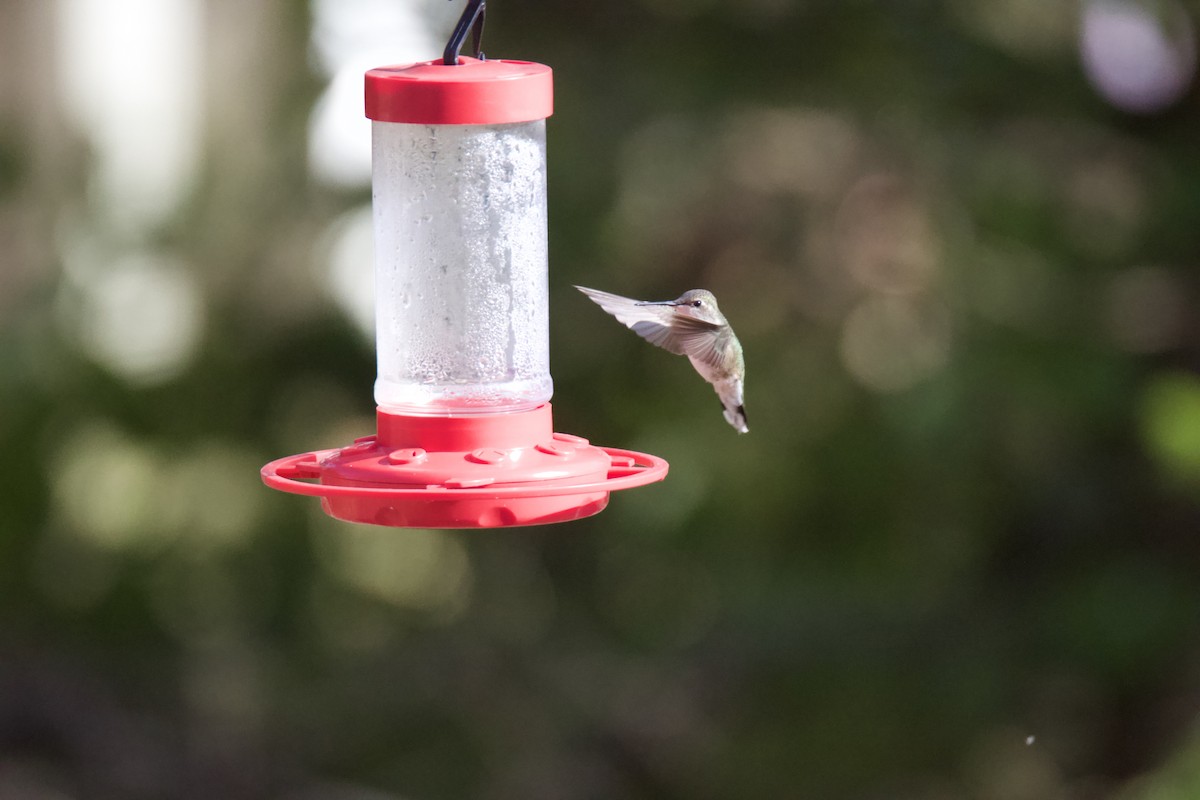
top-left (2, 1), bottom-right (1199, 797)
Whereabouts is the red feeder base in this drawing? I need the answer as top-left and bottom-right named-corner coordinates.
top-left (261, 404), bottom-right (668, 528)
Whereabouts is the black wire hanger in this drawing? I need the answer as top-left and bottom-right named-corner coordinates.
top-left (443, 0), bottom-right (486, 65)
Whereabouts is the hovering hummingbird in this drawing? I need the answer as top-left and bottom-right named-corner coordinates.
top-left (575, 286), bottom-right (748, 433)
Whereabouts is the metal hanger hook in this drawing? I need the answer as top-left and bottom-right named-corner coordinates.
top-left (443, 0), bottom-right (486, 65)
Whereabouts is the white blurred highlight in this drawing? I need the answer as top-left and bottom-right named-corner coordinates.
top-left (307, 0), bottom-right (447, 187)
top-left (322, 205), bottom-right (376, 341)
top-left (309, 0), bottom-right (446, 334)
top-left (308, 62), bottom-right (379, 187)
top-left (1080, 0), bottom-right (1196, 113)
top-left (57, 0), bottom-right (203, 230)
top-left (61, 247), bottom-right (206, 384)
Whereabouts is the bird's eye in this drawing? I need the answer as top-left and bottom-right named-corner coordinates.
top-left (692, 300), bottom-right (703, 307)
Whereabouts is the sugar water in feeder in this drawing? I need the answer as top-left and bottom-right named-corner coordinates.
top-left (373, 117), bottom-right (551, 414)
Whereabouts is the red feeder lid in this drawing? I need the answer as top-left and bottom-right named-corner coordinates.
top-left (366, 57), bottom-right (553, 125)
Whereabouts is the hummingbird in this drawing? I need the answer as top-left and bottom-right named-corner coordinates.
top-left (575, 286), bottom-right (748, 433)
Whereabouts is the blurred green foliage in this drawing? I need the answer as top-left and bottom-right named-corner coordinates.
top-left (2, 0), bottom-right (1200, 798)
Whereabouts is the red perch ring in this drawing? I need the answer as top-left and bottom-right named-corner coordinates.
top-left (261, 404), bottom-right (668, 528)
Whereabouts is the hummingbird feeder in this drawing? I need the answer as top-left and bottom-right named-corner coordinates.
top-left (261, 1), bottom-right (669, 528)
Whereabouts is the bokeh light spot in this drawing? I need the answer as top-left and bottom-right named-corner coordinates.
top-left (1064, 150), bottom-right (1149, 257)
top-left (57, 0), bottom-right (202, 231)
top-left (954, 0), bottom-right (1077, 59)
top-left (322, 205), bottom-right (375, 342)
top-left (307, 0), bottom-right (447, 187)
top-left (723, 109), bottom-right (861, 201)
top-left (1139, 371), bottom-right (1200, 484)
top-left (834, 174), bottom-right (940, 295)
top-left (840, 295), bottom-right (952, 393)
top-left (315, 523), bottom-right (473, 617)
top-left (1080, 0), bottom-right (1197, 114)
top-left (1106, 265), bottom-right (1187, 354)
top-left (52, 423), bottom-right (161, 551)
top-left (158, 442), bottom-right (266, 551)
top-left (308, 63), bottom-right (375, 188)
top-left (969, 242), bottom-right (1065, 333)
top-left (50, 424), bottom-right (265, 557)
top-left (58, 247), bottom-right (206, 385)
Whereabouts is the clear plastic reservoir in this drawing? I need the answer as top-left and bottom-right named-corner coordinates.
top-left (372, 119), bottom-right (552, 414)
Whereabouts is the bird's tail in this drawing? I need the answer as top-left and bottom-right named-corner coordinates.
top-left (723, 403), bottom-right (749, 434)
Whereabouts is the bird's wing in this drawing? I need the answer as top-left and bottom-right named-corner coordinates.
top-left (575, 286), bottom-right (721, 357)
top-left (683, 326), bottom-right (739, 372)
